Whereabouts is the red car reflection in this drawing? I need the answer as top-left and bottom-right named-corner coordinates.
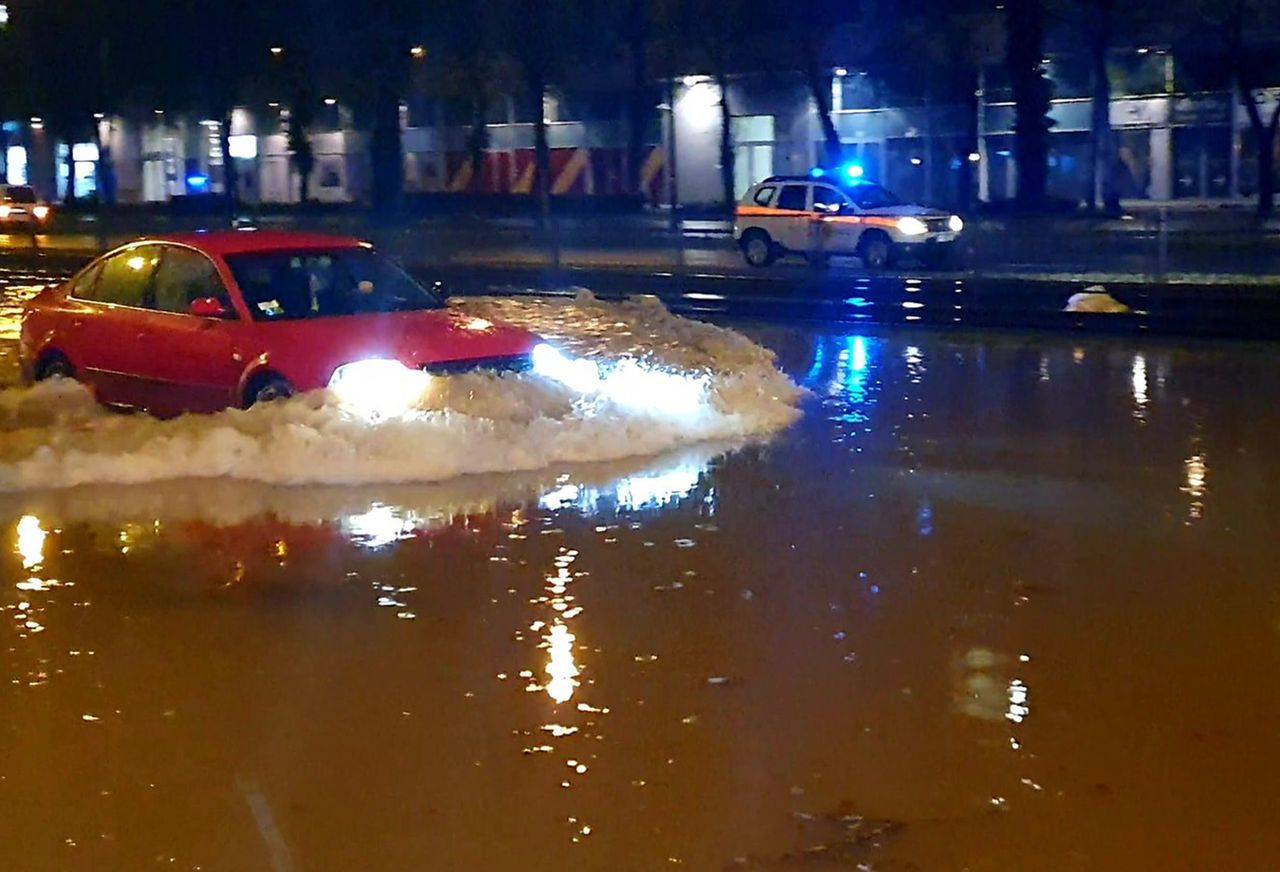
top-left (19, 231), bottom-right (540, 416)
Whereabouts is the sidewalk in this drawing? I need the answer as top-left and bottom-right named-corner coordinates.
top-left (7, 207), bottom-right (1280, 285)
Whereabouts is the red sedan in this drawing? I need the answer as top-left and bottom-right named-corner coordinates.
top-left (19, 231), bottom-right (542, 417)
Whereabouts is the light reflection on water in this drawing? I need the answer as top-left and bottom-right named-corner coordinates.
top-left (15, 513), bottom-right (45, 570)
top-left (1131, 354), bottom-right (1149, 424)
top-left (538, 457), bottom-right (711, 516)
top-left (1183, 451), bottom-right (1208, 521)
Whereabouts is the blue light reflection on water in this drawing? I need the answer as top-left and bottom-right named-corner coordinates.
top-left (802, 334), bottom-right (880, 426)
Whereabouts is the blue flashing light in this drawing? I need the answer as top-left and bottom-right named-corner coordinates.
top-left (809, 167), bottom-right (826, 178)
top-left (842, 163), bottom-right (865, 180)
top-left (186, 173), bottom-right (210, 191)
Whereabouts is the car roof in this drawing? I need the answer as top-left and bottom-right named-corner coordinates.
top-left (758, 175), bottom-right (884, 187)
top-left (146, 230), bottom-right (368, 257)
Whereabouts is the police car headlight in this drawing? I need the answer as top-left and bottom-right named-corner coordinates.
top-left (948, 215), bottom-right (964, 233)
top-left (329, 359), bottom-right (430, 418)
top-left (897, 217), bottom-right (928, 236)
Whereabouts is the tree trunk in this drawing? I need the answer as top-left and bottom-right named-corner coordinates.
top-left (1087, 6), bottom-right (1118, 215)
top-left (1258, 124), bottom-right (1276, 219)
top-left (959, 68), bottom-right (979, 212)
top-left (801, 30), bottom-right (841, 167)
top-left (626, 0), bottom-right (649, 196)
top-left (466, 93), bottom-right (488, 195)
top-left (220, 115), bottom-right (238, 223)
top-left (532, 67), bottom-right (552, 229)
top-left (715, 71), bottom-right (734, 210)
top-left (299, 165), bottom-right (311, 204)
top-left (1239, 86), bottom-right (1280, 219)
top-left (62, 143), bottom-right (76, 207)
top-left (370, 82), bottom-right (403, 215)
top-left (1004, 0), bottom-right (1051, 207)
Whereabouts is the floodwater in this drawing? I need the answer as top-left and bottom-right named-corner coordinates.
top-left (3, 309), bottom-right (1280, 868)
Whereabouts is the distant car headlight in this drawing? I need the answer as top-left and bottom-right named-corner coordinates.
top-left (897, 216), bottom-right (928, 236)
top-left (532, 343), bottom-right (601, 393)
top-left (329, 359), bottom-right (430, 418)
top-left (948, 214), bottom-right (964, 233)
top-left (32, 205), bottom-right (50, 221)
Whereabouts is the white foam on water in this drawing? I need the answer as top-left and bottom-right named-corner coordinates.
top-left (0, 293), bottom-right (801, 491)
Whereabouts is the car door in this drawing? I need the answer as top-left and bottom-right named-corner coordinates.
top-left (70, 245), bottom-right (162, 407)
top-left (134, 245), bottom-right (245, 415)
top-left (810, 184), bottom-right (861, 254)
top-left (772, 184), bottom-right (810, 251)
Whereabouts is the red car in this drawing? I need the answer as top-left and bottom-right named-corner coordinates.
top-left (19, 231), bottom-right (542, 417)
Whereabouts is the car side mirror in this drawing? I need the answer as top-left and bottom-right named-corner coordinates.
top-left (189, 297), bottom-right (231, 318)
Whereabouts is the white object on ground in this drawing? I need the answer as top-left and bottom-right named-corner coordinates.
top-left (1063, 285), bottom-right (1132, 314)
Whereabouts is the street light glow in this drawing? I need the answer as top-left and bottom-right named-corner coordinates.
top-left (270, 46), bottom-right (284, 55)
top-left (410, 45), bottom-right (426, 58)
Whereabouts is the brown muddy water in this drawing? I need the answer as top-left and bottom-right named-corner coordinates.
top-left (2, 320), bottom-right (1280, 870)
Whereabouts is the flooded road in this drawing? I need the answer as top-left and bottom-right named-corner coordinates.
top-left (2, 295), bottom-right (1280, 868)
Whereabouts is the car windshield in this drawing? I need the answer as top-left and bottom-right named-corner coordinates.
top-left (841, 182), bottom-right (903, 209)
top-left (225, 248), bottom-right (443, 321)
top-left (7, 186), bottom-right (36, 204)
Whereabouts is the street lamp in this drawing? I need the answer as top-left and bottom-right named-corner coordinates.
top-left (410, 45), bottom-right (426, 59)
top-left (270, 46), bottom-right (284, 56)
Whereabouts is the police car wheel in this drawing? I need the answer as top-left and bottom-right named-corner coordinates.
top-left (859, 234), bottom-right (892, 270)
top-left (741, 231), bottom-right (776, 267)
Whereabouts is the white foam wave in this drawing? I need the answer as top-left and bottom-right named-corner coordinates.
top-left (0, 293), bottom-right (800, 491)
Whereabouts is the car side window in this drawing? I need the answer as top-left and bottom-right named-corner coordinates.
top-left (152, 247), bottom-right (230, 315)
top-left (94, 246), bottom-right (161, 308)
top-left (812, 185), bottom-right (849, 214)
top-left (776, 185), bottom-right (807, 211)
top-left (67, 262), bottom-right (104, 301)
top-left (753, 186), bottom-right (777, 207)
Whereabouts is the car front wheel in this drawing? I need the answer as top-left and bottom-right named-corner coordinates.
top-left (246, 375), bottom-right (294, 407)
top-left (35, 353), bottom-right (74, 382)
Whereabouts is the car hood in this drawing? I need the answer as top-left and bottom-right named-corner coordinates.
top-left (861, 205), bottom-right (950, 218)
top-left (252, 308), bottom-right (542, 387)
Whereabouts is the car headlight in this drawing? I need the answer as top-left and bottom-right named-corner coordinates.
top-left (532, 343), bottom-right (601, 393)
top-left (897, 216), bottom-right (928, 236)
top-left (32, 205), bottom-right (49, 220)
top-left (948, 214), bottom-right (964, 233)
top-left (0, 205), bottom-right (10, 219)
top-left (329, 359), bottom-right (430, 418)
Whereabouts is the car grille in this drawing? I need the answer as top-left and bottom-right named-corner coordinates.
top-left (422, 353), bottom-right (533, 376)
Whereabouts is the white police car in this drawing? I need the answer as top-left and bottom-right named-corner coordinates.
top-left (733, 167), bottom-right (963, 269)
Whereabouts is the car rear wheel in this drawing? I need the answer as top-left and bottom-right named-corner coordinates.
top-left (740, 230), bottom-right (777, 268)
top-left (35, 353), bottom-right (74, 382)
top-left (246, 375), bottom-right (294, 408)
top-left (858, 233), bottom-right (892, 271)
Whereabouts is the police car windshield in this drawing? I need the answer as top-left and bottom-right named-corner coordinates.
top-left (841, 182), bottom-right (902, 209)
